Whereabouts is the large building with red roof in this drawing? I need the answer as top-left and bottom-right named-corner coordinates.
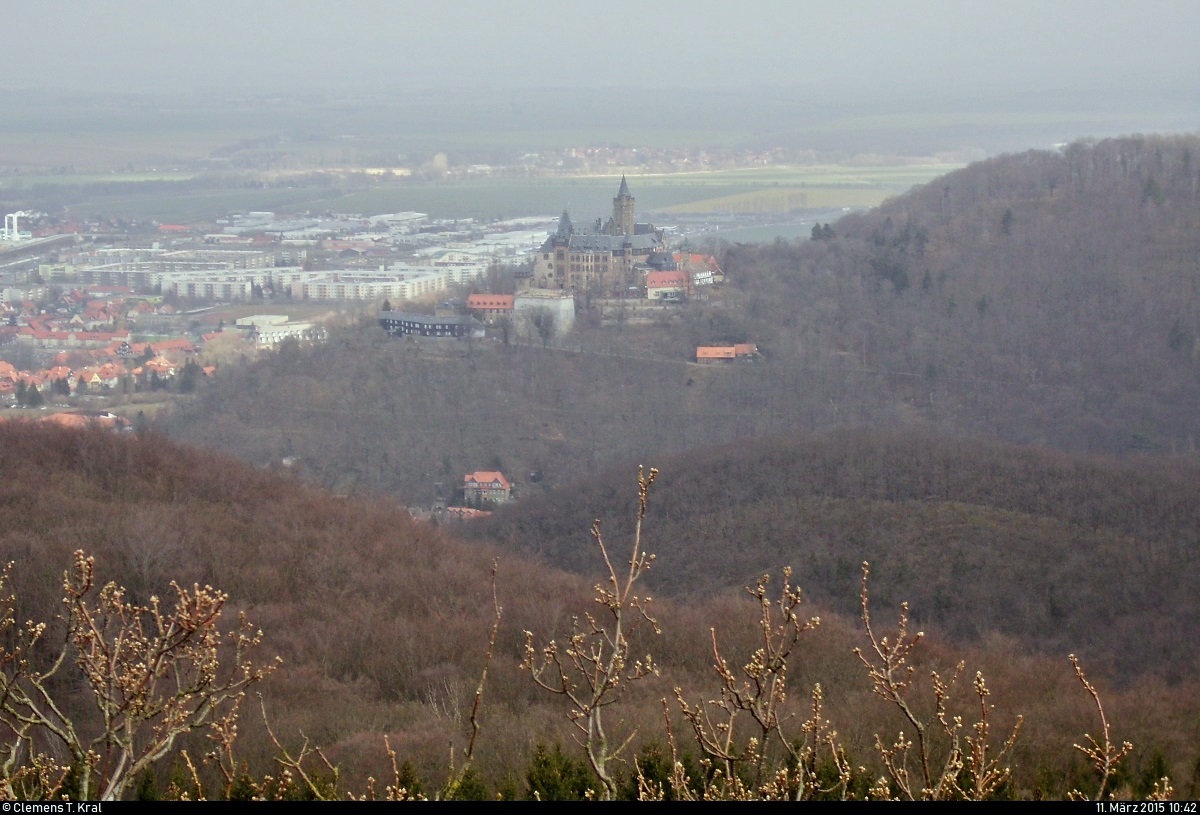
top-left (463, 471), bottom-right (511, 505)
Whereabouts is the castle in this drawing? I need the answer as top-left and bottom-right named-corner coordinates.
top-left (525, 176), bottom-right (665, 296)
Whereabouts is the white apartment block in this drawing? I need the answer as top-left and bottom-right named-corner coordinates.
top-left (168, 274), bottom-right (255, 300)
top-left (294, 271), bottom-right (446, 302)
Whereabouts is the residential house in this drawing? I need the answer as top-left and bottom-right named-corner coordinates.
top-left (674, 252), bottom-right (723, 287)
top-left (645, 270), bottom-right (690, 301)
top-left (696, 343), bottom-right (759, 363)
top-left (465, 293), bottom-right (514, 323)
top-left (463, 471), bottom-right (512, 506)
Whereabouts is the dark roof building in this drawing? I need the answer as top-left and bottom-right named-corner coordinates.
top-left (380, 311), bottom-right (479, 338)
top-left (527, 177), bottom-right (665, 297)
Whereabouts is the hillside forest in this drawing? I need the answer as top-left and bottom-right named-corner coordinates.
top-left (4, 134), bottom-right (1200, 800)
top-left (162, 134), bottom-right (1200, 504)
top-left (1, 423), bottom-right (1198, 800)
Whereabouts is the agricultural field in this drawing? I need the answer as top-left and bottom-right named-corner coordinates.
top-left (0, 90), bottom-right (983, 222)
top-left (0, 127), bottom-right (262, 173)
top-left (0, 163), bottom-right (958, 224)
top-left (0, 171), bottom-right (200, 187)
top-left (650, 164), bottom-right (960, 213)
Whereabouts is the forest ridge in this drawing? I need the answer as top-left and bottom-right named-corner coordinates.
top-left (1, 422), bottom-right (1198, 799)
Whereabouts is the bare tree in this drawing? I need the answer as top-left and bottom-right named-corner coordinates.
top-left (672, 568), bottom-right (851, 800)
top-left (1066, 654), bottom-right (1137, 802)
top-left (522, 466), bottom-right (661, 799)
top-left (853, 562), bottom-right (1022, 801)
top-left (530, 309), bottom-right (557, 348)
top-left (0, 551), bottom-right (272, 801)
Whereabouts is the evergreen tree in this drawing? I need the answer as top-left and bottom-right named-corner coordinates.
top-left (525, 743), bottom-right (593, 801)
top-left (177, 359), bottom-right (201, 393)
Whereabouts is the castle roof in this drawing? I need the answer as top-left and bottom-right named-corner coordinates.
top-left (539, 178), bottom-right (660, 253)
top-left (556, 210), bottom-right (573, 238)
top-left (562, 233), bottom-right (662, 252)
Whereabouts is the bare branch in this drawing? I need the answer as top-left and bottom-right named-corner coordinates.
top-left (1067, 654), bottom-right (1134, 802)
top-left (522, 465), bottom-right (661, 799)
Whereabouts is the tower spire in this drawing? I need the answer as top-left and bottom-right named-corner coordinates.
top-left (612, 177), bottom-right (635, 235)
top-left (556, 209), bottom-right (573, 237)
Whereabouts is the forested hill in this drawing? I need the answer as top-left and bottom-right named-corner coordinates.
top-left (711, 134), bottom-right (1200, 455)
top-left (162, 135), bottom-right (1200, 509)
top-left (470, 429), bottom-right (1200, 683)
top-left (6, 423), bottom-right (1200, 797)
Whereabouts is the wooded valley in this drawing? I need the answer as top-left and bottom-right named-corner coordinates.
top-left (7, 135), bottom-right (1200, 799)
top-left (1, 423), bottom-right (1197, 799)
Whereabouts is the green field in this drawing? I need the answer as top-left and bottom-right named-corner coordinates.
top-left (1, 163), bottom-right (957, 223)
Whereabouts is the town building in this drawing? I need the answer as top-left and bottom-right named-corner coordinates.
top-left (696, 343), bottom-right (759, 363)
top-left (646, 270), bottom-right (690, 301)
top-left (674, 252), bottom-right (724, 287)
top-left (466, 294), bottom-right (514, 323)
top-left (379, 311), bottom-right (481, 339)
top-left (462, 471), bottom-right (511, 505)
top-left (234, 315), bottom-right (318, 346)
top-left (295, 271), bottom-right (443, 302)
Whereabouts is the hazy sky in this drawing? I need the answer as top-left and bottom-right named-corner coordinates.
top-left (6, 0), bottom-right (1199, 98)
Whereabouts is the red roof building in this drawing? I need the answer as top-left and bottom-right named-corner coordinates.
top-left (463, 471), bottom-right (512, 505)
top-left (466, 294), bottom-right (514, 322)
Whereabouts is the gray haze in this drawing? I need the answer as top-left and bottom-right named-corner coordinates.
top-left (7, 0), bottom-right (1200, 98)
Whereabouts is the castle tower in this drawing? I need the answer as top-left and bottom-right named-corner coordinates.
top-left (612, 175), bottom-right (635, 236)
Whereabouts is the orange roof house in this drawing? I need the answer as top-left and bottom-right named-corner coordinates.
top-left (40, 412), bottom-right (129, 430)
top-left (696, 346), bottom-right (736, 361)
top-left (463, 471), bottom-right (512, 505)
top-left (466, 294), bottom-right (514, 323)
top-left (645, 271), bottom-right (689, 299)
top-left (696, 343), bottom-right (758, 363)
top-left (646, 270), bottom-right (688, 288)
top-left (466, 294), bottom-right (514, 312)
top-left (673, 252), bottom-right (723, 285)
